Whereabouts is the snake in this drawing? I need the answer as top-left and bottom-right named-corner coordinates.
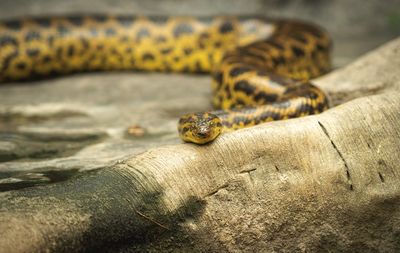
top-left (0, 15), bottom-right (331, 144)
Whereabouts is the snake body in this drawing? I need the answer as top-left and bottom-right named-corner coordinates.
top-left (0, 15), bottom-right (331, 144)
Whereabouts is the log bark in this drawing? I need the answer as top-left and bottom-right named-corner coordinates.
top-left (0, 38), bottom-right (400, 253)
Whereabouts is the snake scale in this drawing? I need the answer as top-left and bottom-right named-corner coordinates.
top-left (0, 15), bottom-right (332, 144)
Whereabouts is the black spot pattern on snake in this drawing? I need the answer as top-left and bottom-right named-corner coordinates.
top-left (213, 71), bottom-right (223, 84)
top-left (68, 16), bottom-right (84, 26)
top-left (57, 25), bottom-right (70, 36)
top-left (25, 31), bottom-right (41, 41)
top-left (136, 28), bottom-right (150, 41)
top-left (0, 35), bottom-right (18, 47)
top-left (195, 61), bottom-right (203, 72)
top-left (173, 23), bottom-right (193, 38)
top-left (161, 48), bottom-right (172, 54)
top-left (254, 91), bottom-right (278, 103)
top-left (116, 16), bottom-right (135, 27)
top-left (4, 20), bottom-right (23, 30)
top-left (142, 53), bottom-right (155, 61)
top-left (291, 34), bottom-right (308, 44)
top-left (35, 18), bottom-right (52, 28)
top-left (229, 66), bottom-right (252, 77)
top-left (89, 28), bottom-right (99, 36)
top-left (219, 21), bottom-right (234, 33)
top-left (316, 43), bottom-right (327, 52)
top-left (67, 46), bottom-right (75, 57)
top-left (271, 56), bottom-right (288, 67)
top-left (292, 46), bottom-right (305, 57)
top-left (42, 55), bottom-right (52, 64)
top-left (1, 51), bottom-right (18, 71)
top-left (105, 28), bottom-right (116, 37)
top-left (92, 15), bottom-right (108, 23)
top-left (16, 62), bottom-right (26, 70)
top-left (224, 85), bottom-right (232, 99)
top-left (234, 80), bottom-right (256, 96)
top-left (267, 40), bottom-right (285, 50)
top-left (26, 48), bottom-right (40, 57)
top-left (184, 48), bottom-right (193, 55)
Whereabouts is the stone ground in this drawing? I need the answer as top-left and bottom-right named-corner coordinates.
top-left (0, 0), bottom-right (399, 189)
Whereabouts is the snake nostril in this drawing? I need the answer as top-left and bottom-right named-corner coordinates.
top-left (196, 131), bottom-right (209, 138)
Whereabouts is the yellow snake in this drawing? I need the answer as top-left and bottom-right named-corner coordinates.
top-left (0, 15), bottom-right (331, 144)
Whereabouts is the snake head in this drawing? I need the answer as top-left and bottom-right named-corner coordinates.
top-left (178, 112), bottom-right (222, 144)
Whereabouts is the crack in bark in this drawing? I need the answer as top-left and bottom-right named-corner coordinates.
top-left (318, 121), bottom-right (354, 190)
top-left (245, 171), bottom-right (255, 185)
top-left (378, 172), bottom-right (385, 183)
top-left (239, 168), bottom-right (257, 174)
top-left (240, 167), bottom-right (257, 185)
top-left (204, 183), bottom-right (229, 197)
top-left (377, 159), bottom-right (396, 177)
top-left (133, 208), bottom-right (171, 230)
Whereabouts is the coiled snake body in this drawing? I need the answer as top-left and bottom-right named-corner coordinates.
top-left (0, 15), bottom-right (331, 144)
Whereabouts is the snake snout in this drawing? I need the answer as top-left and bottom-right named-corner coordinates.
top-left (195, 127), bottom-right (211, 138)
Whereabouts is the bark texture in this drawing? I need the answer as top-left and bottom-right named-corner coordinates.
top-left (0, 36), bottom-right (400, 253)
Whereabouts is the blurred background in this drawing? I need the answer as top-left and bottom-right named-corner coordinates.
top-left (0, 0), bottom-right (399, 67)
